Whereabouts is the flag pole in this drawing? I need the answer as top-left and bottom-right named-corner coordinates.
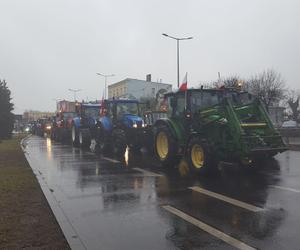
top-left (185, 72), bottom-right (188, 111)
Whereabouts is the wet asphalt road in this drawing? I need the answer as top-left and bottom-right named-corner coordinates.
top-left (23, 135), bottom-right (300, 250)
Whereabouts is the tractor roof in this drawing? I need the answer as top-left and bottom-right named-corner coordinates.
top-left (164, 88), bottom-right (245, 97)
top-left (105, 99), bottom-right (139, 104)
top-left (81, 103), bottom-right (101, 108)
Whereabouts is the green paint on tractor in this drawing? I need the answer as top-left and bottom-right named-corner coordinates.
top-left (153, 88), bottom-right (287, 173)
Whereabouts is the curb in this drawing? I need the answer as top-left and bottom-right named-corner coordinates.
top-left (20, 136), bottom-right (86, 250)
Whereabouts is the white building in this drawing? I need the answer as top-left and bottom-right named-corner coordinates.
top-left (108, 77), bottom-right (172, 100)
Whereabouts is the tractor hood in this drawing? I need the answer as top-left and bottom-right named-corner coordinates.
top-left (122, 114), bottom-right (144, 128)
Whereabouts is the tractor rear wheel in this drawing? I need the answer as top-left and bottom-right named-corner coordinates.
top-left (111, 129), bottom-right (127, 156)
top-left (71, 125), bottom-right (79, 147)
top-left (154, 125), bottom-right (178, 167)
top-left (187, 137), bottom-right (215, 174)
top-left (79, 129), bottom-right (91, 148)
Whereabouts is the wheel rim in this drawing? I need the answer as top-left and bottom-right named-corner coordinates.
top-left (156, 131), bottom-right (169, 160)
top-left (191, 144), bottom-right (204, 169)
top-left (72, 127), bottom-right (76, 142)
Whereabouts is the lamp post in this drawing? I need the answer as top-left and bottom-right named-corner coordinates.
top-left (96, 73), bottom-right (115, 99)
top-left (68, 89), bottom-right (82, 102)
top-left (162, 33), bottom-right (193, 88)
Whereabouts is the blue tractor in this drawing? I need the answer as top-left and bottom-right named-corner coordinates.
top-left (90, 99), bottom-right (146, 155)
top-left (71, 103), bottom-right (101, 147)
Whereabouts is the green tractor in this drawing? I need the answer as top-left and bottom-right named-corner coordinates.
top-left (153, 88), bottom-right (287, 173)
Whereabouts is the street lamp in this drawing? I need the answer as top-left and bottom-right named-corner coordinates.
top-left (68, 89), bottom-right (82, 102)
top-left (96, 73), bottom-right (115, 99)
top-left (162, 33), bottom-right (193, 88)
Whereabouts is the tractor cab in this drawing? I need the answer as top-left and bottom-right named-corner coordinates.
top-left (101, 99), bottom-right (144, 129)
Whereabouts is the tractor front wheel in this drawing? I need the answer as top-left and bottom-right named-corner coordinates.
top-left (71, 125), bottom-right (79, 147)
top-left (79, 129), bottom-right (91, 148)
top-left (154, 125), bottom-right (178, 167)
top-left (111, 129), bottom-right (127, 156)
top-left (187, 138), bottom-right (215, 174)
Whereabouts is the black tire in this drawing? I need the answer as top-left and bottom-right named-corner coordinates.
top-left (154, 125), bottom-right (179, 167)
top-left (111, 129), bottom-right (127, 156)
top-left (186, 137), bottom-right (215, 174)
top-left (60, 128), bottom-right (68, 143)
top-left (50, 128), bottom-right (56, 141)
top-left (79, 129), bottom-right (91, 148)
top-left (71, 125), bottom-right (79, 147)
top-left (96, 124), bottom-right (111, 153)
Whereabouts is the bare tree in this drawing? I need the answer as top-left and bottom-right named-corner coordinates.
top-left (286, 90), bottom-right (300, 121)
top-left (245, 69), bottom-right (286, 111)
top-left (200, 75), bottom-right (244, 89)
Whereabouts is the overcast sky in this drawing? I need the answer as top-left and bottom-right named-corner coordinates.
top-left (1, 0), bottom-right (299, 113)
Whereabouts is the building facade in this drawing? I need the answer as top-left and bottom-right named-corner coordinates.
top-left (108, 78), bottom-right (172, 100)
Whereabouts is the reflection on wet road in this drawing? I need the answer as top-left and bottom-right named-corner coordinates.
top-left (24, 136), bottom-right (300, 250)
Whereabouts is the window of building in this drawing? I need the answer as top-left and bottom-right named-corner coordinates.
top-left (152, 88), bottom-right (155, 95)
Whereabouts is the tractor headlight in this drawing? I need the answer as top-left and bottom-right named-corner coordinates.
top-left (133, 122), bottom-right (138, 128)
top-left (46, 125), bottom-right (52, 130)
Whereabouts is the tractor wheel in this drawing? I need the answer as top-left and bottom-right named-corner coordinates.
top-left (71, 125), bottom-right (79, 147)
top-left (96, 125), bottom-right (110, 153)
top-left (50, 128), bottom-right (56, 141)
top-left (79, 129), bottom-right (91, 148)
top-left (111, 129), bottom-right (127, 156)
top-left (187, 137), bottom-right (215, 174)
top-left (154, 125), bottom-right (178, 167)
top-left (60, 128), bottom-right (68, 143)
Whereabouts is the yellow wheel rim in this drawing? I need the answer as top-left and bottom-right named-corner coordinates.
top-left (191, 144), bottom-right (204, 169)
top-left (156, 131), bottom-right (169, 160)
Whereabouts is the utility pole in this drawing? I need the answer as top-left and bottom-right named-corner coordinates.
top-left (96, 73), bottom-right (115, 99)
top-left (68, 89), bottom-right (82, 102)
top-left (162, 33), bottom-right (193, 88)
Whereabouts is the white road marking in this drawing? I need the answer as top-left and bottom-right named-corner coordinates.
top-left (189, 186), bottom-right (264, 212)
top-left (163, 205), bottom-right (256, 250)
top-left (133, 168), bottom-right (163, 177)
top-left (102, 157), bottom-right (121, 163)
top-left (270, 185), bottom-right (300, 193)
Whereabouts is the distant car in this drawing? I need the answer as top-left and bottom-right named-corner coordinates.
top-left (282, 120), bottom-right (297, 128)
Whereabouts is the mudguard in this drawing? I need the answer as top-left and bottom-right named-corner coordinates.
top-left (72, 117), bottom-right (81, 128)
top-left (99, 116), bottom-right (113, 131)
top-left (154, 118), bottom-right (185, 145)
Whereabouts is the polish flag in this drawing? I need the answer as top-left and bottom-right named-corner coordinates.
top-left (179, 73), bottom-right (187, 91)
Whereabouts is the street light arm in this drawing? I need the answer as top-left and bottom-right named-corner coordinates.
top-left (162, 33), bottom-right (193, 41)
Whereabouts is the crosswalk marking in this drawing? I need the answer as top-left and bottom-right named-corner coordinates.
top-left (189, 186), bottom-right (264, 212)
top-left (163, 205), bottom-right (256, 250)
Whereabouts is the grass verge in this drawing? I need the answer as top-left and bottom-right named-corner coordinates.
top-left (0, 134), bottom-right (70, 249)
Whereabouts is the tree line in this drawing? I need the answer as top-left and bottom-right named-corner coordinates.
top-left (0, 79), bottom-right (14, 139)
top-left (203, 69), bottom-right (299, 121)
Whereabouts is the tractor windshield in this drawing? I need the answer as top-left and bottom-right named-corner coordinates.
top-left (224, 91), bottom-right (254, 106)
top-left (84, 107), bottom-right (100, 118)
top-left (190, 91), bottom-right (219, 113)
top-left (116, 102), bottom-right (139, 119)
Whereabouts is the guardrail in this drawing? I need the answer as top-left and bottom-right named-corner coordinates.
top-left (278, 128), bottom-right (300, 150)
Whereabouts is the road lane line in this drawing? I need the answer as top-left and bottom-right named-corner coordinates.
top-left (163, 205), bottom-right (256, 250)
top-left (133, 168), bottom-right (163, 177)
top-left (270, 185), bottom-right (300, 193)
top-left (102, 157), bottom-right (121, 163)
top-left (189, 187), bottom-right (264, 212)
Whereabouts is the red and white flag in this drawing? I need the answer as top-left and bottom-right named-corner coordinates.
top-left (179, 72), bottom-right (187, 91)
